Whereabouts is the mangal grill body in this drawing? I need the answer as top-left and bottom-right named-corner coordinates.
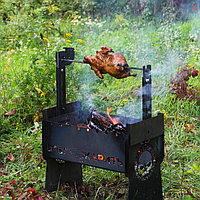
top-left (42, 48), bottom-right (164, 200)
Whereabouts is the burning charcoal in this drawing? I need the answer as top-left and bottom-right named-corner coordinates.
top-left (77, 124), bottom-right (90, 131)
top-left (86, 110), bottom-right (112, 132)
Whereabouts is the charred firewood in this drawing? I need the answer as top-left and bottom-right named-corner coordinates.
top-left (107, 123), bottom-right (126, 136)
top-left (86, 110), bottom-right (126, 135)
top-left (86, 110), bottom-right (112, 132)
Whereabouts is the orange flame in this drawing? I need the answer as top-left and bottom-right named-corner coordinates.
top-left (107, 107), bottom-right (120, 125)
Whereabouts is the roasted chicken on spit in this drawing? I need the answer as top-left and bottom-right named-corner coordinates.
top-left (83, 46), bottom-right (137, 79)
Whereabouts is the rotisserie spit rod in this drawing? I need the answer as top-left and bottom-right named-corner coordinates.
top-left (61, 59), bottom-right (147, 71)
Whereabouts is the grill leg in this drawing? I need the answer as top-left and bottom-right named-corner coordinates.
top-left (45, 158), bottom-right (82, 192)
top-left (128, 165), bottom-right (163, 200)
top-left (127, 135), bottom-right (164, 200)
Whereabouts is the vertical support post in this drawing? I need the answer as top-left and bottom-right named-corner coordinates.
top-left (56, 48), bottom-right (74, 116)
top-left (56, 54), bottom-right (66, 116)
top-left (44, 48), bottom-right (82, 192)
top-left (142, 65), bottom-right (151, 120)
top-left (127, 65), bottom-right (163, 200)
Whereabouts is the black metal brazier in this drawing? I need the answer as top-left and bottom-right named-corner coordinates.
top-left (42, 48), bottom-right (164, 200)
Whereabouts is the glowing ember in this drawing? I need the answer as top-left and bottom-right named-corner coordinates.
top-left (107, 107), bottom-right (120, 125)
top-left (77, 124), bottom-right (90, 130)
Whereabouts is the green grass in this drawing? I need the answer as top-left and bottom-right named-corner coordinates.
top-left (0, 9), bottom-right (200, 200)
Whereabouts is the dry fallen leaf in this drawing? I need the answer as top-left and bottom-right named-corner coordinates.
top-left (0, 170), bottom-right (8, 175)
top-left (7, 153), bottom-right (15, 161)
top-left (17, 187), bottom-right (23, 193)
top-left (4, 109), bottom-right (16, 118)
top-left (9, 179), bottom-right (18, 186)
top-left (184, 124), bottom-right (196, 134)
